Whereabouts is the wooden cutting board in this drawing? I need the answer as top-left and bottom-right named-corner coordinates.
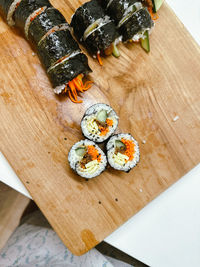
top-left (0, 0), bottom-right (200, 255)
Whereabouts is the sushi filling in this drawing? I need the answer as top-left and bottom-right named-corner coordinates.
top-left (86, 115), bottom-right (114, 137)
top-left (81, 104), bottom-right (119, 142)
top-left (24, 6), bottom-right (47, 38)
top-left (7, 0), bottom-right (22, 26)
top-left (107, 134), bottom-right (140, 171)
top-left (54, 73), bottom-right (93, 103)
top-left (113, 139), bottom-right (135, 166)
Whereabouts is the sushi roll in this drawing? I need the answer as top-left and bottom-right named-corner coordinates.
top-left (68, 140), bottom-right (107, 179)
top-left (0, 0), bottom-right (22, 26)
top-left (100, 0), bottom-right (154, 44)
top-left (36, 24), bottom-right (81, 70)
top-left (71, 0), bottom-right (120, 62)
top-left (28, 7), bottom-right (66, 45)
top-left (14, 0), bottom-right (51, 38)
top-left (119, 7), bottom-right (154, 42)
top-left (48, 53), bottom-right (92, 94)
top-left (0, 0), bottom-right (93, 103)
top-left (81, 103), bottom-right (119, 143)
top-left (106, 133), bottom-right (140, 172)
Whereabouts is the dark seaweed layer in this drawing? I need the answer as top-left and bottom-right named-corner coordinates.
top-left (14, 0), bottom-right (51, 32)
top-left (106, 0), bottom-right (139, 24)
top-left (71, 0), bottom-right (105, 41)
top-left (84, 21), bottom-right (118, 55)
top-left (119, 7), bottom-right (153, 42)
top-left (28, 7), bottom-right (66, 45)
top-left (37, 28), bottom-right (80, 70)
top-left (48, 53), bottom-right (92, 88)
top-left (0, 0), bottom-right (14, 18)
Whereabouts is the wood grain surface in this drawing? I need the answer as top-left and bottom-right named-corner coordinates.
top-left (0, 1), bottom-right (200, 255)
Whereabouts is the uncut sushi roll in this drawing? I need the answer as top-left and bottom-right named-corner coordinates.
top-left (71, 0), bottom-right (120, 63)
top-left (0, 0), bottom-right (93, 103)
top-left (107, 133), bottom-right (140, 172)
top-left (68, 140), bottom-right (107, 179)
top-left (100, 0), bottom-right (154, 49)
top-left (81, 103), bottom-right (119, 143)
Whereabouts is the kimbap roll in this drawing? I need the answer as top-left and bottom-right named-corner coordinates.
top-left (68, 140), bottom-right (107, 178)
top-left (71, 0), bottom-right (120, 64)
top-left (119, 7), bottom-right (154, 42)
top-left (14, 0), bottom-right (51, 38)
top-left (0, 0), bottom-right (93, 103)
top-left (0, 0), bottom-right (22, 26)
top-left (81, 103), bottom-right (119, 143)
top-left (28, 7), bottom-right (66, 45)
top-left (36, 24), bottom-right (80, 70)
top-left (100, 0), bottom-right (154, 51)
top-left (106, 133), bottom-right (140, 172)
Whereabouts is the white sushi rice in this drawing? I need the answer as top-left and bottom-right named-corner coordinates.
top-left (81, 103), bottom-right (119, 143)
top-left (68, 139), bottom-right (107, 179)
top-left (24, 6), bottom-right (47, 39)
top-left (7, 0), bottom-right (22, 26)
top-left (107, 134), bottom-right (140, 172)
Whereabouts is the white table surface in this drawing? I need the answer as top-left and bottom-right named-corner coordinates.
top-left (0, 1), bottom-right (200, 266)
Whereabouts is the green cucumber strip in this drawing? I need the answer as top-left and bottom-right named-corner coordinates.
top-left (140, 31), bottom-right (150, 53)
top-left (97, 110), bottom-right (108, 123)
top-left (152, 0), bottom-right (164, 12)
top-left (112, 44), bottom-right (120, 58)
top-left (75, 147), bottom-right (86, 157)
top-left (115, 140), bottom-right (126, 150)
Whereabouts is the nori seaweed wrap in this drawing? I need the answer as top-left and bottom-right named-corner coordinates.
top-left (119, 7), bottom-right (153, 42)
top-left (48, 53), bottom-right (92, 91)
top-left (28, 7), bottom-right (66, 45)
top-left (37, 26), bottom-right (80, 70)
top-left (71, 0), bottom-right (119, 56)
top-left (101, 0), bottom-right (139, 25)
top-left (0, 0), bottom-right (13, 18)
top-left (14, 0), bottom-right (51, 33)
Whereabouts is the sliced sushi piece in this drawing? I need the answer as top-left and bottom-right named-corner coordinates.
top-left (14, 0), bottom-right (51, 38)
top-left (37, 24), bottom-right (80, 70)
top-left (81, 103), bottom-right (119, 143)
top-left (107, 133), bottom-right (140, 172)
top-left (99, 0), bottom-right (154, 50)
top-left (71, 0), bottom-right (120, 63)
top-left (28, 6), bottom-right (66, 46)
top-left (68, 139), bottom-right (107, 179)
top-left (119, 7), bottom-right (154, 42)
top-left (101, 0), bottom-right (142, 28)
top-left (0, 0), bottom-right (22, 26)
top-left (48, 53), bottom-right (92, 96)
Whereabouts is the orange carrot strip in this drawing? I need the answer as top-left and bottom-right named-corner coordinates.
top-left (87, 145), bottom-right (101, 162)
top-left (97, 52), bottom-right (103, 66)
top-left (83, 81), bottom-right (93, 91)
top-left (148, 7), bottom-right (159, 20)
top-left (106, 118), bottom-right (113, 126)
top-left (68, 81), bottom-right (78, 101)
top-left (68, 90), bottom-right (82, 103)
top-left (73, 78), bottom-right (84, 92)
top-left (121, 139), bottom-right (135, 161)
